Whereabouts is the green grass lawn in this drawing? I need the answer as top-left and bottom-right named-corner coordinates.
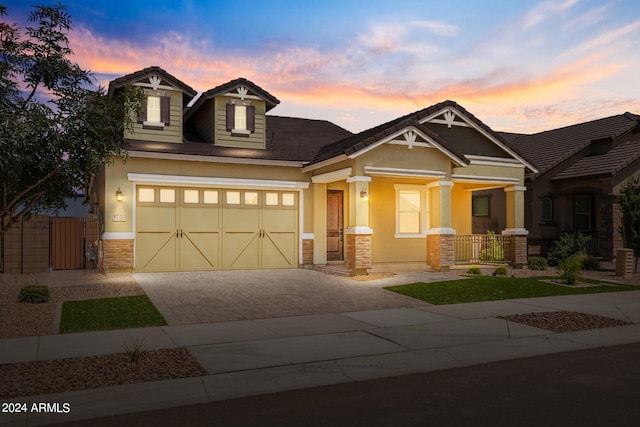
top-left (385, 276), bottom-right (639, 305)
top-left (60, 295), bottom-right (167, 333)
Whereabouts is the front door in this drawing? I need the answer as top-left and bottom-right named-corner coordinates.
top-left (326, 190), bottom-right (343, 261)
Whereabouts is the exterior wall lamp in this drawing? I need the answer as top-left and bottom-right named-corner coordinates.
top-left (360, 188), bottom-right (369, 201)
top-left (115, 188), bottom-right (123, 202)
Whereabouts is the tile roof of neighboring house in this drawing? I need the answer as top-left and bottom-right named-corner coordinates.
top-left (552, 139), bottom-right (640, 180)
top-left (107, 66), bottom-right (197, 102)
top-left (310, 100), bottom-right (531, 168)
top-left (184, 78), bottom-right (280, 121)
top-left (507, 113), bottom-right (640, 177)
top-left (128, 115), bottom-right (352, 163)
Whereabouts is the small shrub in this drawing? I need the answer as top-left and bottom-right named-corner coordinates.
top-left (479, 231), bottom-right (505, 262)
top-left (466, 266), bottom-right (482, 275)
top-left (122, 337), bottom-right (149, 362)
top-left (492, 265), bottom-right (508, 276)
top-left (527, 257), bottom-right (548, 270)
top-left (558, 256), bottom-right (582, 285)
top-left (581, 254), bottom-right (599, 270)
top-left (547, 232), bottom-right (590, 266)
top-left (18, 285), bottom-right (50, 304)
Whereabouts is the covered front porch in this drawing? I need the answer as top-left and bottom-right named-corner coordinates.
top-left (305, 167), bottom-right (529, 275)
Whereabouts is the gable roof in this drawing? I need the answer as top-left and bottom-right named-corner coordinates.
top-left (508, 113), bottom-right (640, 178)
top-left (552, 138), bottom-right (640, 181)
top-left (310, 100), bottom-right (536, 171)
top-left (107, 66), bottom-right (197, 105)
top-left (185, 77), bottom-right (280, 121)
top-left (129, 115), bottom-right (352, 163)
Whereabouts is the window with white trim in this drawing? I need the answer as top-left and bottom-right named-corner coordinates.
top-left (138, 91), bottom-right (171, 129)
top-left (395, 184), bottom-right (427, 238)
top-left (226, 101), bottom-right (255, 136)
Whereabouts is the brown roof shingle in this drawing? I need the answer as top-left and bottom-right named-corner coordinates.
top-left (130, 115), bottom-right (352, 163)
top-left (508, 113), bottom-right (640, 177)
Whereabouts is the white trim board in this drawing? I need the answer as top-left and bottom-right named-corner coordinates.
top-left (127, 173), bottom-right (310, 190)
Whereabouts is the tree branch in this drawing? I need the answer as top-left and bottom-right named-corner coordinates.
top-left (0, 165), bottom-right (60, 219)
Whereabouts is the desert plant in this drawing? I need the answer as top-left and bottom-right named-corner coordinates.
top-left (121, 337), bottom-right (149, 362)
top-left (492, 265), bottom-right (508, 276)
top-left (547, 232), bottom-right (590, 266)
top-left (558, 256), bottom-right (582, 285)
top-left (527, 257), bottom-right (548, 270)
top-left (18, 285), bottom-right (50, 303)
top-left (466, 265), bottom-right (482, 275)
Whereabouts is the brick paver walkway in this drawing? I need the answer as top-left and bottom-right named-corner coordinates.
top-left (134, 269), bottom-right (442, 325)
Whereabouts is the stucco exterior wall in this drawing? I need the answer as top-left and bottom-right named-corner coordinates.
top-left (369, 177), bottom-right (427, 263)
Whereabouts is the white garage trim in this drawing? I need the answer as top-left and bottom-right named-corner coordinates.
top-left (127, 173), bottom-right (310, 189)
top-left (102, 232), bottom-right (135, 240)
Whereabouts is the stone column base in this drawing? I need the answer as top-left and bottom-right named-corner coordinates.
top-left (302, 238), bottom-right (314, 268)
top-left (101, 239), bottom-right (134, 273)
top-left (427, 233), bottom-right (454, 271)
top-left (345, 233), bottom-right (372, 276)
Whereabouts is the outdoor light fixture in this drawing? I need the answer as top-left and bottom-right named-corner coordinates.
top-left (115, 188), bottom-right (123, 202)
top-left (360, 188), bottom-right (369, 201)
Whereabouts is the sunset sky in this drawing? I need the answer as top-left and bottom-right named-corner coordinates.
top-left (4, 0), bottom-right (640, 134)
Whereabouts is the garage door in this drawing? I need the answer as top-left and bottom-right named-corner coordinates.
top-left (136, 186), bottom-right (298, 272)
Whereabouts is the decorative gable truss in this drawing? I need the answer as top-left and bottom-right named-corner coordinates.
top-left (420, 106), bottom-right (537, 172)
top-left (225, 85), bottom-right (256, 135)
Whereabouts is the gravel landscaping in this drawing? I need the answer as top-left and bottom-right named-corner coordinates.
top-left (498, 311), bottom-right (632, 333)
top-left (0, 348), bottom-right (207, 399)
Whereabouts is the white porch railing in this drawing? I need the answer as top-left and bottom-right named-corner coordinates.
top-left (454, 234), bottom-right (513, 264)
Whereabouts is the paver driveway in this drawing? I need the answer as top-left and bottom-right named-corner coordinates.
top-left (134, 269), bottom-right (447, 325)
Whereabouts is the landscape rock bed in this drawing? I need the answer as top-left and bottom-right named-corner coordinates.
top-left (0, 348), bottom-right (207, 399)
top-left (498, 311), bottom-right (632, 333)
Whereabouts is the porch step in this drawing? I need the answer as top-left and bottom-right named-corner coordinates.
top-left (315, 264), bottom-right (351, 277)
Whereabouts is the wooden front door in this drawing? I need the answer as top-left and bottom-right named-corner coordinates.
top-left (326, 190), bottom-right (343, 261)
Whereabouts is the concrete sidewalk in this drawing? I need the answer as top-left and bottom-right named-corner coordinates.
top-left (2, 289), bottom-right (640, 426)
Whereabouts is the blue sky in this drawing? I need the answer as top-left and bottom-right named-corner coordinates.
top-left (4, 0), bottom-right (640, 133)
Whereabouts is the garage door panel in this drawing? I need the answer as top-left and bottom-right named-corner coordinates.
top-left (262, 232), bottom-right (297, 268)
top-left (180, 231), bottom-right (219, 271)
top-left (137, 206), bottom-right (176, 232)
top-left (223, 232), bottom-right (260, 269)
top-left (137, 232), bottom-right (177, 272)
top-left (263, 209), bottom-right (297, 232)
top-left (181, 207), bottom-right (220, 233)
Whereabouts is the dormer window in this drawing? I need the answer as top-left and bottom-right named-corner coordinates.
top-left (138, 92), bottom-right (170, 129)
top-left (226, 101), bottom-right (255, 136)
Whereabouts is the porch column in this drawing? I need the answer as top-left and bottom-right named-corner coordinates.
top-left (502, 186), bottom-right (528, 268)
top-left (427, 180), bottom-right (455, 271)
top-left (312, 182), bottom-right (327, 265)
top-left (345, 176), bottom-right (372, 275)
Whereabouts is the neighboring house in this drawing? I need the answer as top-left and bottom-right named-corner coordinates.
top-left (93, 66), bottom-right (536, 275)
top-left (498, 113), bottom-right (640, 260)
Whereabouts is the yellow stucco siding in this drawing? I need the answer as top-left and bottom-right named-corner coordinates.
top-left (452, 164), bottom-right (524, 184)
top-left (214, 96), bottom-right (266, 148)
top-left (126, 89), bottom-right (184, 143)
top-left (369, 177), bottom-right (427, 263)
top-left (355, 144), bottom-right (453, 175)
top-left (451, 185), bottom-right (472, 234)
